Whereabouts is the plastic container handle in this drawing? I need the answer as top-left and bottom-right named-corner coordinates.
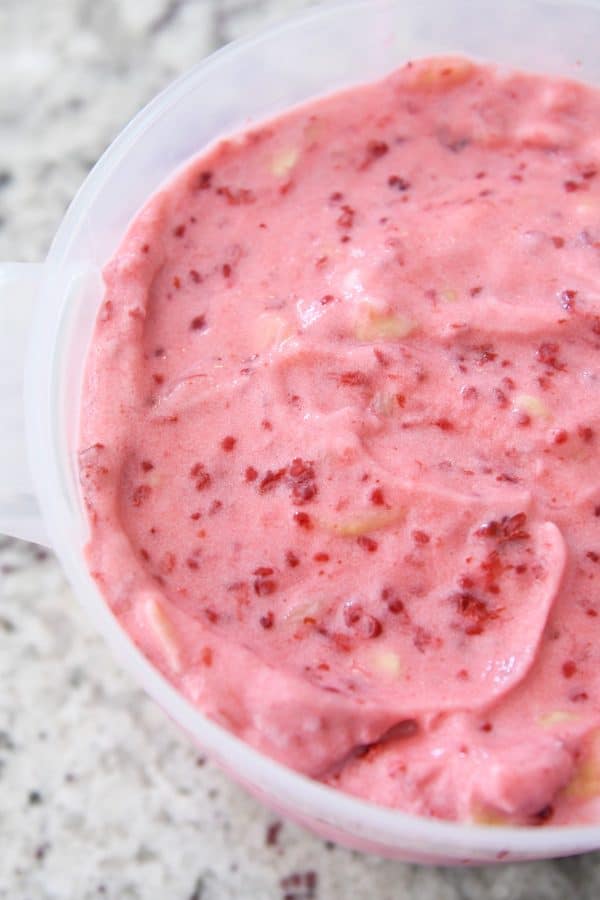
top-left (0, 263), bottom-right (49, 546)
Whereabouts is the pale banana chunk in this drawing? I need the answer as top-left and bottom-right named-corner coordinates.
top-left (325, 507), bottom-right (405, 537)
top-left (145, 597), bottom-right (182, 673)
top-left (515, 394), bottom-right (552, 420)
top-left (255, 313), bottom-right (292, 352)
top-left (270, 147), bottom-right (299, 177)
top-left (406, 57), bottom-right (475, 91)
top-left (355, 305), bottom-right (417, 341)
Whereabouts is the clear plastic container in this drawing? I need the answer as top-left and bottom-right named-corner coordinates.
top-left (2, 0), bottom-right (600, 864)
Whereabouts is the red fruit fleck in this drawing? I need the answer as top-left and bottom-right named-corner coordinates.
top-left (173, 224), bottom-right (186, 238)
top-left (587, 551), bottom-right (600, 563)
top-left (533, 805), bottom-right (555, 824)
top-left (321, 294), bottom-right (335, 305)
top-left (209, 500), bottom-right (222, 515)
top-left (258, 467), bottom-right (287, 493)
top-left (141, 243), bottom-right (150, 254)
top-left (222, 263), bottom-right (232, 278)
top-left (205, 607), bottom-right (219, 624)
top-left (331, 633), bottom-right (353, 653)
top-left (382, 587), bottom-right (405, 614)
top-left (552, 236), bottom-right (565, 248)
top-left (294, 511), bottom-right (312, 529)
top-left (412, 530), bottom-right (430, 545)
top-left (173, 276), bottom-right (181, 289)
top-left (369, 348), bottom-right (388, 368)
top-left (100, 300), bottom-right (113, 322)
top-left (451, 590), bottom-right (500, 635)
top-left (564, 180), bottom-right (579, 192)
top-left (553, 429), bottom-right (568, 445)
top-left (362, 139), bottom-right (389, 168)
top-left (253, 566), bottom-right (274, 576)
top-left (339, 370), bottom-right (369, 387)
top-left (388, 174), bottom-right (411, 191)
top-left (190, 315), bottom-right (206, 331)
top-left (196, 170), bottom-right (213, 190)
top-left (370, 487), bottom-right (385, 506)
top-left (357, 535), bottom-right (378, 553)
top-left (189, 269), bottom-right (202, 283)
top-left (260, 611), bottom-right (275, 629)
top-left (190, 463), bottom-right (211, 491)
top-left (245, 466), bottom-right (258, 482)
top-left (216, 185), bottom-right (256, 205)
top-left (516, 411), bottom-right (531, 427)
top-left (396, 393), bottom-right (406, 407)
top-left (254, 578), bottom-right (277, 596)
top-left (139, 548), bottom-right (150, 562)
top-left (261, 419), bottom-right (272, 431)
top-left (592, 317), bottom-right (600, 336)
top-left (201, 646), bottom-right (213, 666)
top-left (494, 388), bottom-right (508, 408)
top-left (362, 615), bottom-right (383, 638)
top-left (480, 722), bottom-right (493, 733)
top-left (221, 435), bottom-right (236, 452)
top-left (475, 344), bottom-right (497, 365)
top-left (340, 606), bottom-right (383, 640)
top-left (288, 457), bottom-right (317, 504)
top-left (578, 425), bottom-right (595, 443)
top-left (560, 289), bottom-right (577, 311)
top-left (314, 552), bottom-right (330, 562)
top-left (336, 204), bottom-right (355, 230)
top-left (186, 557), bottom-right (200, 570)
top-left (329, 191), bottom-right (344, 204)
top-left (537, 342), bottom-right (565, 371)
top-left (153, 373), bottom-right (164, 385)
top-left (501, 512), bottom-right (530, 542)
top-left (343, 603), bottom-right (363, 627)
top-left (435, 417), bottom-right (454, 431)
top-left (285, 550), bottom-right (300, 568)
top-left (457, 668), bottom-right (469, 680)
top-left (562, 660), bottom-right (577, 678)
top-left (571, 691), bottom-right (589, 703)
top-left (141, 460), bottom-right (154, 472)
top-left (414, 626), bottom-right (435, 652)
top-left (477, 512), bottom-right (528, 543)
top-left (132, 484), bottom-right (151, 507)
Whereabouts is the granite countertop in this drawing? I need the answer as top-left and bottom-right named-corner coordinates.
top-left (2, 2), bottom-right (600, 898)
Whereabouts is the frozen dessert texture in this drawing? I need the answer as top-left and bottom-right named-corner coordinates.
top-left (80, 57), bottom-right (600, 825)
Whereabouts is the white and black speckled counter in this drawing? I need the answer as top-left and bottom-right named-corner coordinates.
top-left (2, 2), bottom-right (600, 898)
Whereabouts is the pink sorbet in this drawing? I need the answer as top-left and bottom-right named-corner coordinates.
top-left (79, 57), bottom-right (600, 826)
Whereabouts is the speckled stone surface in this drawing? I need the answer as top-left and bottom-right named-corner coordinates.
top-left (2, 2), bottom-right (600, 898)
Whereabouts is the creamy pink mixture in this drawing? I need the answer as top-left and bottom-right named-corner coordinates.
top-left (80, 58), bottom-right (600, 826)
